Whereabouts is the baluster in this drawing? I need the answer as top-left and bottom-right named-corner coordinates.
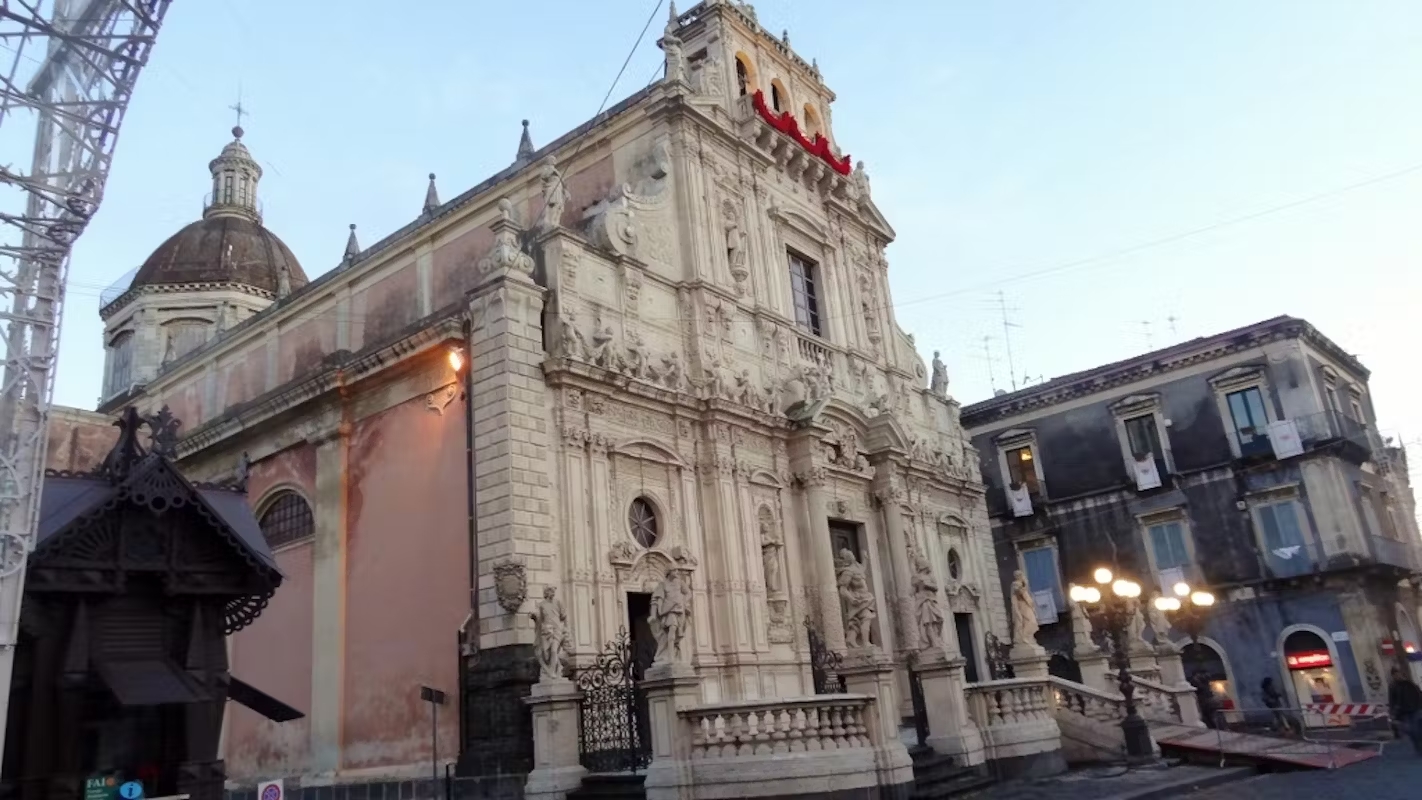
top-left (1003, 688), bottom-right (1021, 724)
top-left (803, 706), bottom-right (823, 752)
top-left (722, 713), bottom-right (742, 758)
top-left (850, 704), bottom-right (870, 747)
top-left (986, 690), bottom-right (1003, 726)
top-left (753, 708), bottom-right (773, 755)
top-left (830, 705), bottom-right (848, 749)
top-left (690, 713), bottom-right (708, 759)
top-left (790, 706), bottom-right (809, 752)
top-left (771, 707), bottom-right (790, 753)
top-left (737, 711), bottom-right (755, 757)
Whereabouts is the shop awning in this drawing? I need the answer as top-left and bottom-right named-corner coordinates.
top-left (97, 659), bottom-right (208, 706)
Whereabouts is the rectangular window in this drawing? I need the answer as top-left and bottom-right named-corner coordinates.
top-left (828, 520), bottom-right (861, 560)
top-left (1324, 383), bottom-right (1340, 413)
top-left (1021, 546), bottom-right (1063, 621)
top-left (1148, 520), bottom-right (1191, 571)
top-left (1349, 397), bottom-right (1365, 423)
top-left (1254, 498), bottom-right (1312, 578)
top-left (1005, 445), bottom-right (1039, 495)
top-left (1226, 386), bottom-right (1269, 443)
top-left (788, 251), bottom-right (823, 337)
top-left (1124, 414), bottom-right (1162, 458)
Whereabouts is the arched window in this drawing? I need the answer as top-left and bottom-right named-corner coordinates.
top-left (803, 104), bottom-right (823, 138)
top-left (106, 331), bottom-right (134, 397)
top-left (1283, 628), bottom-right (1344, 704)
top-left (947, 548), bottom-right (962, 580)
top-left (162, 318), bottom-right (210, 364)
top-left (629, 497), bottom-right (659, 548)
top-left (736, 58), bottom-right (749, 96)
top-left (770, 82), bottom-right (784, 113)
top-left (259, 490), bottom-right (315, 548)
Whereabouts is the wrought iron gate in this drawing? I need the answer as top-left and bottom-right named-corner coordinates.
top-left (907, 663), bottom-right (929, 748)
top-left (575, 628), bottom-right (651, 773)
top-left (805, 618), bottom-right (846, 694)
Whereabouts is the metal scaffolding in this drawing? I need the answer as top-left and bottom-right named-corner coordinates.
top-left (0, 0), bottom-right (170, 755)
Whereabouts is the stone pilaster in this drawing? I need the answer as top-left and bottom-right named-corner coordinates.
top-left (307, 423), bottom-right (349, 773)
top-left (871, 464), bottom-right (918, 655)
top-left (642, 664), bottom-right (701, 800)
top-left (840, 651), bottom-right (915, 792)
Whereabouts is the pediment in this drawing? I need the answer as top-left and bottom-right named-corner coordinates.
top-left (769, 205), bottom-right (830, 244)
top-left (994, 427), bottom-right (1035, 445)
top-left (1110, 392), bottom-right (1161, 414)
top-left (858, 197), bottom-right (896, 241)
top-left (611, 438), bottom-right (687, 467)
top-left (1209, 365), bottom-right (1264, 388)
top-left (748, 470), bottom-right (785, 489)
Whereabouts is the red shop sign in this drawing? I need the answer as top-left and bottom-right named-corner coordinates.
top-left (1286, 650), bottom-right (1332, 669)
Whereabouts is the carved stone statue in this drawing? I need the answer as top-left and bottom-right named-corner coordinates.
top-left (662, 20), bottom-right (686, 84)
top-left (759, 516), bottom-right (783, 594)
top-left (911, 550), bottom-right (945, 650)
top-left (698, 55), bottom-right (724, 96)
top-left (649, 565), bottom-right (692, 664)
top-left (1070, 596), bottom-right (1100, 654)
top-left (836, 548), bottom-right (876, 649)
top-left (724, 218), bottom-right (748, 284)
top-left (1010, 569), bottom-right (1039, 646)
top-left (558, 315), bottom-right (587, 360)
top-left (930, 351), bottom-right (949, 397)
top-left (762, 380), bottom-right (781, 414)
top-left (1126, 598), bottom-right (1148, 650)
top-left (537, 157), bottom-right (571, 232)
top-left (1147, 593), bottom-right (1172, 649)
top-left (656, 351), bottom-right (685, 392)
top-left (851, 160), bottom-right (871, 199)
top-left (587, 317), bottom-right (616, 368)
top-left (735, 368), bottom-right (756, 406)
top-left (530, 586), bottom-right (570, 681)
top-left (276, 262), bottom-right (293, 298)
top-left (622, 330), bottom-right (649, 379)
top-left (704, 359), bottom-right (726, 399)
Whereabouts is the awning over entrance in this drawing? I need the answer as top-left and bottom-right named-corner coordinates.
top-left (97, 659), bottom-right (208, 706)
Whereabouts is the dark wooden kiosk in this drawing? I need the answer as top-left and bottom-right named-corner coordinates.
top-left (2, 407), bottom-right (301, 800)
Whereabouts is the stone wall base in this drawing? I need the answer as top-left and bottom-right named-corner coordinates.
top-left (224, 774), bottom-right (525, 800)
top-left (985, 747), bottom-right (1067, 782)
top-left (458, 644), bottom-right (538, 780)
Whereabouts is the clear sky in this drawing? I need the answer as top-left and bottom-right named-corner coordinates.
top-left (54, 1), bottom-right (1422, 484)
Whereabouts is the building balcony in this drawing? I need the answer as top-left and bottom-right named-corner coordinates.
top-left (1294, 409), bottom-right (1381, 465)
top-left (1366, 535), bottom-right (1418, 573)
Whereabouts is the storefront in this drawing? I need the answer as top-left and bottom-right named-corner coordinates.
top-left (1283, 629), bottom-right (1346, 727)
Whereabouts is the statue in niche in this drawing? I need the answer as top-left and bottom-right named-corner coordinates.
top-left (587, 316), bottom-right (616, 368)
top-left (724, 216), bottom-right (748, 285)
top-left (649, 564), bottom-right (693, 664)
top-left (836, 548), bottom-right (877, 649)
top-left (759, 515), bottom-right (783, 594)
top-left (931, 351), bottom-right (949, 397)
top-left (537, 156), bottom-right (571, 232)
top-left (530, 586), bottom-right (571, 681)
top-left (735, 368), bottom-right (756, 406)
top-left (911, 550), bottom-right (945, 650)
top-left (1010, 569), bottom-right (1039, 646)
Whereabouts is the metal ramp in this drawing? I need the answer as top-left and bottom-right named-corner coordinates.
top-left (1152, 723), bottom-right (1381, 770)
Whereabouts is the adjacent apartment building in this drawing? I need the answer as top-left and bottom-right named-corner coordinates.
top-left (961, 316), bottom-right (1422, 714)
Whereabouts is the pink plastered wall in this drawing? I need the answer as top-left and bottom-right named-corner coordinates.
top-left (351, 267), bottom-right (418, 353)
top-left (221, 344), bottom-right (270, 410)
top-left (340, 395), bottom-right (468, 770)
top-left (224, 445), bottom-right (318, 779)
top-left (279, 315), bottom-right (338, 385)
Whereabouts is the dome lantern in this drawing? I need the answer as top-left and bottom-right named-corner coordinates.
top-left (204, 125), bottom-right (263, 223)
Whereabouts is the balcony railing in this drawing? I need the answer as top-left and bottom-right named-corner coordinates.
top-left (1294, 409), bottom-right (1381, 462)
top-left (1367, 535), bottom-right (1418, 572)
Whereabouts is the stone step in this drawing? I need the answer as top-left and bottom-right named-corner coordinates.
top-left (911, 751), bottom-right (994, 800)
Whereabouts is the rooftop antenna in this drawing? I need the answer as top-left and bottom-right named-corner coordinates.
top-left (980, 335), bottom-right (998, 394)
top-left (1166, 314), bottom-right (1180, 338)
top-left (996, 291), bottom-right (1020, 391)
top-left (1140, 321), bottom-right (1154, 350)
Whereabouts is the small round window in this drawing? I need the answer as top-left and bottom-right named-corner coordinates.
top-left (629, 497), bottom-right (659, 548)
top-left (947, 548), bottom-right (962, 581)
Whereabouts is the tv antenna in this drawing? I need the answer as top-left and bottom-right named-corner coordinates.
top-left (996, 291), bottom-right (1021, 391)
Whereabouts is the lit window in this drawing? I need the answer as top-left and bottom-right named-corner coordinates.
top-left (629, 497), bottom-right (659, 548)
top-left (1005, 445), bottom-right (1039, 494)
top-left (787, 251), bottom-right (822, 337)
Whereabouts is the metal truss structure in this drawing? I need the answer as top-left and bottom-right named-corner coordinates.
top-left (0, 0), bottom-right (171, 754)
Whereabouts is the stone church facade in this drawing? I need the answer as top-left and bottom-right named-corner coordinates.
top-left (48, 0), bottom-right (1006, 792)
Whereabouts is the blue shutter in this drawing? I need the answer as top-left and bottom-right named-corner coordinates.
top-left (1022, 548), bottom-right (1063, 609)
top-left (1149, 522), bottom-right (1189, 570)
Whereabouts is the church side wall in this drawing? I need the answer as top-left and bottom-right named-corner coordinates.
top-left (340, 392), bottom-right (467, 771)
top-left (44, 407), bottom-right (118, 472)
top-left (225, 444), bottom-right (318, 779)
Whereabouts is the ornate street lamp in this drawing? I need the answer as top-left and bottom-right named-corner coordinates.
top-left (1070, 568), bottom-right (1153, 761)
top-left (1153, 581), bottom-right (1215, 645)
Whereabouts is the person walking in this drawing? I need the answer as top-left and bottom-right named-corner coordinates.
top-left (1387, 666), bottom-right (1422, 753)
top-left (1261, 677), bottom-right (1297, 736)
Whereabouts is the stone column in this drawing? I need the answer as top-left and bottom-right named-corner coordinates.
top-left (800, 471), bottom-right (846, 651)
top-left (642, 664), bottom-right (701, 800)
top-left (523, 680), bottom-right (585, 800)
top-left (916, 649), bottom-right (985, 766)
top-left (840, 652), bottom-right (915, 792)
top-left (871, 465), bottom-right (918, 654)
top-left (307, 422), bottom-right (349, 774)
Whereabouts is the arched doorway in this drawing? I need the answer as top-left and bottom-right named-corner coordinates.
top-left (1178, 637), bottom-right (1238, 725)
top-left (1280, 627), bottom-right (1348, 728)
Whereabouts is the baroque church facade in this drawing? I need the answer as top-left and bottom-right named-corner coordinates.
top-left (47, 0), bottom-right (1007, 792)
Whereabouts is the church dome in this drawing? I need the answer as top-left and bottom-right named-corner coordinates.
top-left (132, 215), bottom-right (306, 294)
top-left (123, 125), bottom-right (307, 299)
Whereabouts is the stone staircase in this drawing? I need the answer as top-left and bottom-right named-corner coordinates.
top-left (909, 747), bottom-right (995, 799)
top-left (566, 773), bottom-right (647, 800)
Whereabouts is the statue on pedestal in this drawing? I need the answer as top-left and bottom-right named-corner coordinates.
top-left (530, 586), bottom-right (570, 681)
top-left (650, 566), bottom-right (692, 664)
top-left (930, 351), bottom-right (949, 397)
top-left (836, 548), bottom-right (877, 649)
top-left (910, 550), bottom-right (945, 650)
top-left (1010, 569), bottom-right (1040, 646)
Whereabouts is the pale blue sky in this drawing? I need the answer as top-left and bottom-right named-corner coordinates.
top-left (57, 2), bottom-right (1422, 472)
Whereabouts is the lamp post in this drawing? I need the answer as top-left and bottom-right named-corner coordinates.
top-left (1070, 568), bottom-right (1154, 761)
top-left (1154, 581), bottom-right (1215, 645)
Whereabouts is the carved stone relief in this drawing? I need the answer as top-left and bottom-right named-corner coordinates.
top-left (492, 556), bottom-right (528, 615)
top-left (425, 383), bottom-right (458, 415)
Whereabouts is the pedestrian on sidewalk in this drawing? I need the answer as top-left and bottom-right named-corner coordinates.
top-left (1261, 677), bottom-right (1297, 736)
top-left (1387, 666), bottom-right (1422, 753)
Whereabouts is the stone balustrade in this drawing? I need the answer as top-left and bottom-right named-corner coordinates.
top-left (1130, 675), bottom-right (1200, 726)
top-left (682, 695), bottom-right (874, 759)
top-left (964, 678), bottom-right (1065, 776)
top-left (1049, 676), bottom-right (1138, 763)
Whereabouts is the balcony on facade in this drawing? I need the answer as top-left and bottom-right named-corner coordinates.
top-left (1294, 409), bottom-right (1382, 465)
